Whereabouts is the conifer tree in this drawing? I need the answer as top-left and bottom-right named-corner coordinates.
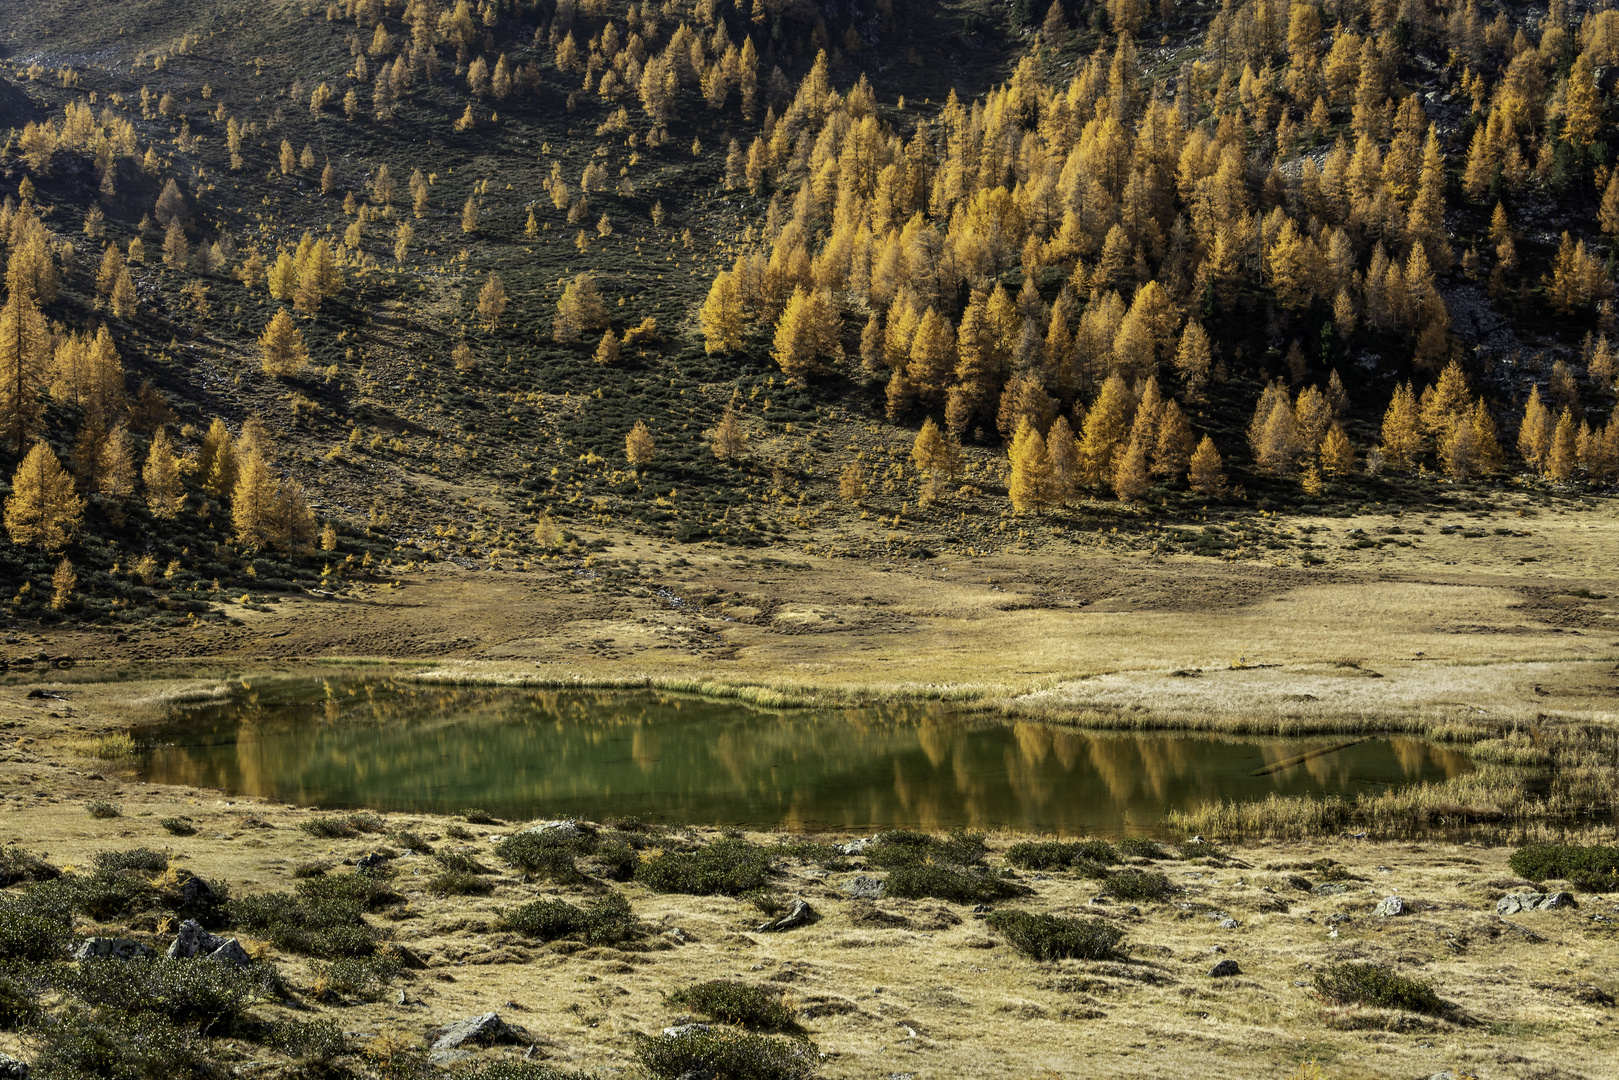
top-left (162, 219), bottom-right (189, 269)
top-left (1174, 320), bottom-right (1212, 399)
top-left (143, 427), bottom-right (185, 519)
top-left (1518, 386), bottom-right (1552, 473)
top-left (1419, 360), bottom-right (1471, 436)
top-left (476, 271), bottom-right (507, 328)
top-left (1320, 423), bottom-right (1356, 476)
top-left (1079, 374), bottom-right (1134, 486)
top-left (711, 404), bottom-right (747, 462)
top-left (1047, 415), bottom-right (1080, 503)
top-left (4, 441), bottom-right (82, 550)
top-left (1113, 436), bottom-right (1149, 503)
top-left (260, 308), bottom-right (309, 377)
top-left (97, 424), bottom-right (137, 517)
top-left (109, 268), bottom-right (137, 318)
top-left (911, 418), bottom-right (960, 480)
top-left (838, 459), bottom-right (867, 502)
top-left (771, 286), bottom-right (841, 383)
top-left (50, 557), bottom-right (75, 611)
top-left (625, 421), bottom-right (656, 468)
top-left (1009, 418), bottom-right (1053, 513)
top-left (462, 195), bottom-right (479, 234)
top-left (1188, 436), bottom-right (1226, 496)
top-left (1547, 408), bottom-right (1578, 481)
top-left (0, 284), bottom-right (49, 454)
top-left (232, 444), bottom-right (277, 549)
top-left (699, 271), bottom-right (745, 353)
top-left (1379, 382), bottom-right (1422, 469)
top-left (269, 476), bottom-right (319, 554)
top-left (199, 418), bottom-right (238, 501)
top-left (591, 329), bottom-right (620, 367)
top-left (1152, 401), bottom-right (1195, 480)
top-left (554, 272), bottom-right (607, 342)
top-left (1471, 400), bottom-right (1506, 475)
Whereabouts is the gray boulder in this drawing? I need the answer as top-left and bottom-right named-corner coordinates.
top-left (837, 837), bottom-right (875, 856)
top-left (1373, 896), bottom-right (1405, 918)
top-left (1208, 959), bottom-right (1241, 978)
top-left (1312, 883), bottom-right (1350, 896)
top-left (207, 938), bottom-right (252, 968)
top-left (519, 820), bottom-right (581, 840)
top-left (0, 1052), bottom-right (26, 1080)
top-left (1496, 892), bottom-right (1577, 916)
top-left (432, 1013), bottom-right (520, 1051)
top-left (845, 876), bottom-right (886, 900)
top-left (756, 898), bottom-right (817, 933)
top-left (71, 937), bottom-right (156, 962)
top-left (661, 1023), bottom-right (711, 1037)
top-left (167, 920), bottom-right (225, 959)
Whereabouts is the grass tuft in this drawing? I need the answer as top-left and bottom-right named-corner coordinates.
top-left (986, 910), bottom-right (1128, 961)
top-left (668, 980), bottom-right (797, 1032)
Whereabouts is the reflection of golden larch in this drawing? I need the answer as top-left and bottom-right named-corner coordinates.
top-left (916, 718), bottom-right (954, 767)
top-left (1050, 729), bottom-right (1085, 771)
top-left (1391, 738), bottom-right (1431, 777)
top-left (631, 728), bottom-right (661, 773)
top-left (1013, 721), bottom-right (1053, 767)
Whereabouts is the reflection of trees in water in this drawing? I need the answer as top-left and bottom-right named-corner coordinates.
top-left (138, 679), bottom-right (1475, 833)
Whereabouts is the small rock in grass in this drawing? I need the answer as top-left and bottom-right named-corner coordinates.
top-left (0, 1051), bottom-right (27, 1080)
top-left (71, 937), bottom-right (156, 962)
top-left (1208, 960), bottom-right (1241, 978)
top-left (757, 897), bottom-right (817, 933)
top-left (207, 938), bottom-right (252, 968)
top-left (1374, 896), bottom-right (1405, 918)
top-left (1496, 892), bottom-right (1577, 916)
top-left (662, 1023), bottom-right (711, 1037)
top-left (845, 876), bottom-right (886, 900)
top-left (431, 1012), bottom-right (521, 1051)
top-left (166, 919), bottom-right (226, 960)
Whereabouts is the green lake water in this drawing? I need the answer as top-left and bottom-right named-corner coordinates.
top-left (133, 677), bottom-right (1475, 835)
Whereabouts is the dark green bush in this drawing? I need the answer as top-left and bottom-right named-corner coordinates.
top-left (495, 831), bottom-right (592, 883)
top-left (434, 849), bottom-right (492, 875)
top-left (1313, 962), bottom-right (1445, 1014)
top-left (390, 830), bottom-right (432, 853)
top-left (1005, 840), bottom-right (1118, 870)
top-left (1106, 871), bottom-right (1173, 902)
top-left (866, 830), bottom-right (986, 869)
top-left (28, 869), bottom-right (158, 923)
top-left (428, 870), bottom-right (496, 896)
top-left (446, 824), bottom-right (477, 841)
top-left (158, 818), bottom-right (197, 837)
top-left (1117, 837), bottom-right (1165, 859)
top-left (0, 847), bottom-right (60, 887)
top-left (67, 957), bottom-right (271, 1035)
top-left (1509, 844), bottom-right (1619, 890)
top-left (462, 808), bottom-right (500, 825)
top-left (453, 1063), bottom-right (597, 1080)
top-left (266, 1017), bottom-right (346, 1063)
top-left (502, 892), bottom-right (640, 946)
top-left (0, 964), bottom-right (44, 1027)
top-left (634, 1028), bottom-right (819, 1080)
top-left (668, 980), bottom-right (796, 1031)
top-left (593, 839), bottom-right (637, 881)
top-left (635, 838), bottom-right (774, 896)
top-left (885, 864), bottom-right (1026, 904)
top-left (31, 1008), bottom-right (212, 1080)
top-left (227, 872), bottom-right (392, 957)
top-left (986, 910), bottom-right (1126, 961)
top-left (311, 953), bottom-right (402, 1002)
top-left (92, 849), bottom-right (169, 875)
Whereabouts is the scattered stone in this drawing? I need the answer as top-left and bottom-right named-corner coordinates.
top-left (207, 938), bottom-right (252, 968)
top-left (1218, 918), bottom-right (1239, 929)
top-left (1374, 896), bottom-right (1405, 918)
top-left (837, 837), bottom-right (875, 856)
top-left (845, 876), bottom-right (886, 900)
top-left (1209, 960), bottom-right (1242, 978)
top-left (1496, 892), bottom-right (1577, 916)
top-left (0, 1052), bottom-right (26, 1080)
top-left (1574, 984), bottom-right (1615, 1006)
top-left (167, 920), bottom-right (226, 959)
top-left (756, 898), bottom-right (817, 933)
top-left (518, 820), bottom-right (581, 840)
top-left (356, 852), bottom-right (392, 872)
top-left (661, 1023), bottom-right (711, 1037)
top-left (1312, 883), bottom-right (1351, 896)
top-left (71, 937), bottom-right (156, 962)
top-left (662, 927), bottom-right (690, 944)
top-left (431, 1013), bottom-right (521, 1052)
top-left (395, 990), bottom-right (408, 1006)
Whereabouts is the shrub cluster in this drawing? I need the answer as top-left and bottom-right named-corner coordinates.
top-left (0, 847), bottom-right (61, 887)
top-left (1116, 837), bottom-right (1166, 860)
top-left (634, 1028), bottom-right (820, 1080)
top-left (227, 871), bottom-right (394, 957)
top-left (501, 891), bottom-right (641, 946)
top-left (1313, 962), bottom-right (1445, 1014)
top-left (635, 838), bottom-right (775, 896)
top-left (64, 956), bottom-right (274, 1036)
top-left (985, 910), bottom-right (1127, 961)
top-left (1105, 870), bottom-right (1174, 902)
top-left (862, 830), bottom-right (1025, 904)
top-left (1509, 844), bottom-right (1619, 890)
top-left (668, 980), bottom-right (797, 1031)
top-left (1005, 839), bottom-right (1118, 870)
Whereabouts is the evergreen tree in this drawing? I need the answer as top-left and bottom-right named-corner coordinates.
top-left (231, 445), bottom-right (277, 549)
top-left (142, 427), bottom-right (185, 519)
top-left (699, 271), bottom-right (745, 353)
top-left (911, 418), bottom-right (960, 480)
top-left (838, 459), bottom-right (867, 502)
top-left (1174, 321), bottom-right (1212, 399)
top-left (771, 287), bottom-right (841, 384)
top-left (1008, 418), bottom-right (1053, 513)
top-left (593, 329), bottom-right (620, 366)
top-left (625, 421), bottom-right (656, 468)
top-left (711, 404), bottom-right (748, 462)
top-left (50, 557), bottom-right (76, 611)
top-left (1151, 401), bottom-right (1195, 480)
top-left (260, 308), bottom-right (309, 377)
top-left (1113, 435), bottom-right (1150, 502)
top-left (476, 271), bottom-right (507, 328)
top-left (3, 441), bottom-right (83, 550)
top-left (1518, 386), bottom-right (1552, 473)
top-left (1187, 436), bottom-right (1226, 496)
top-left (1320, 423), bottom-right (1356, 476)
top-left (1547, 408), bottom-right (1578, 481)
top-left (1379, 381), bottom-right (1422, 469)
top-left (199, 418), bottom-right (238, 502)
top-left (1047, 415), bottom-right (1081, 503)
top-left (0, 284), bottom-right (49, 453)
top-left (554, 272), bottom-right (607, 342)
top-left (1079, 374), bottom-right (1134, 486)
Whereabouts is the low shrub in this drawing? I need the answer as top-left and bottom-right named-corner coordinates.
top-left (427, 870), bottom-right (496, 896)
top-left (866, 830), bottom-right (985, 869)
top-left (0, 964), bottom-right (44, 1027)
top-left (1509, 844), bottom-right (1619, 890)
top-left (30, 1008), bottom-right (212, 1080)
top-left (92, 849), bottom-right (169, 875)
top-left (1116, 837), bottom-right (1165, 859)
top-left (1106, 871), bottom-right (1173, 902)
top-left (266, 1017), bottom-right (347, 1063)
top-left (1313, 962), bottom-right (1445, 1014)
top-left (434, 849), bottom-right (492, 875)
top-left (158, 818), bottom-right (198, 837)
top-left (495, 832), bottom-right (591, 883)
top-left (227, 872), bottom-right (392, 957)
top-left (986, 910), bottom-right (1126, 961)
top-left (592, 838), bottom-right (637, 881)
top-left (311, 953), bottom-right (402, 1002)
top-left (300, 817), bottom-right (359, 839)
top-left (86, 800), bottom-right (122, 819)
top-left (462, 808), bottom-right (501, 825)
top-left (390, 830), bottom-right (432, 853)
top-left (30, 869), bottom-right (158, 922)
top-left (885, 864), bottom-right (1027, 904)
top-left (634, 1028), bottom-right (819, 1080)
top-left (445, 824), bottom-right (477, 841)
top-left (635, 838), bottom-right (774, 896)
top-left (668, 980), bottom-right (797, 1031)
top-left (66, 956), bottom-right (273, 1035)
top-left (0, 847), bottom-right (60, 887)
top-left (502, 892), bottom-right (640, 946)
top-left (455, 1064), bottom-right (598, 1080)
top-left (1005, 840), bottom-right (1118, 870)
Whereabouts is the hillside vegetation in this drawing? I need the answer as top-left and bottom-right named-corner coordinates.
top-left (0, 0), bottom-right (1616, 624)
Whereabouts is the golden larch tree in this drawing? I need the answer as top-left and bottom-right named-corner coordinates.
top-left (625, 421), bottom-right (656, 467)
top-left (476, 271), bottom-right (507, 328)
top-left (0, 284), bottom-right (50, 453)
top-left (260, 308), bottom-right (309, 377)
top-left (142, 427), bottom-right (185, 519)
top-left (4, 441), bottom-right (83, 550)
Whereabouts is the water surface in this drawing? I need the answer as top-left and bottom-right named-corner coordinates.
top-left (134, 678), bottom-right (1473, 835)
